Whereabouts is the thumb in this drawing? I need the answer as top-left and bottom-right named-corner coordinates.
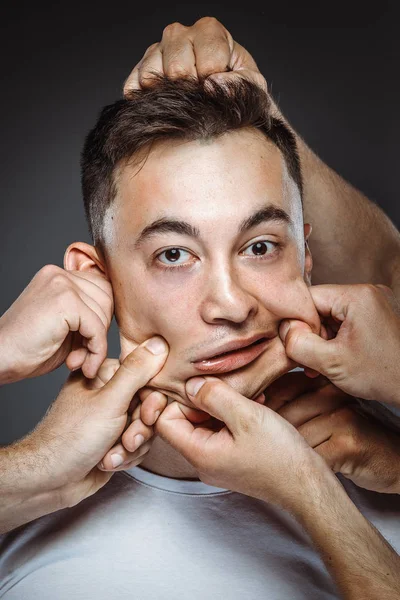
top-left (185, 377), bottom-right (255, 436)
top-left (279, 320), bottom-right (339, 377)
top-left (100, 336), bottom-right (168, 413)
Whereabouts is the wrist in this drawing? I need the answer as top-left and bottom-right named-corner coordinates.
top-left (3, 437), bottom-right (56, 498)
top-left (286, 453), bottom-right (341, 521)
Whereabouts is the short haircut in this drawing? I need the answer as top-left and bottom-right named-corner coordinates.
top-left (81, 76), bottom-right (302, 246)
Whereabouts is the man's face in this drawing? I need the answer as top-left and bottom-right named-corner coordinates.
top-left (98, 128), bottom-right (319, 405)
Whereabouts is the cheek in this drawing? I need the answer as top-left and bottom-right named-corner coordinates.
top-left (255, 269), bottom-right (320, 333)
top-left (113, 268), bottom-right (201, 343)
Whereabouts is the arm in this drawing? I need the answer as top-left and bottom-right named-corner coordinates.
top-left (157, 377), bottom-right (400, 600)
top-left (0, 341), bottom-right (168, 534)
top-left (297, 140), bottom-right (400, 299)
top-left (299, 473), bottom-right (400, 600)
top-left (123, 17), bottom-right (400, 301)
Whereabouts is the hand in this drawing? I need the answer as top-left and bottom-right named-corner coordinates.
top-left (156, 376), bottom-right (333, 516)
top-left (123, 17), bottom-right (268, 99)
top-left (266, 371), bottom-right (400, 493)
top-left (0, 263), bottom-right (113, 383)
top-left (17, 336), bottom-right (168, 510)
top-left (279, 284), bottom-right (400, 406)
top-left (95, 359), bottom-right (168, 471)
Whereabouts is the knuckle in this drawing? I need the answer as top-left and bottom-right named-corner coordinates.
top-left (123, 353), bottom-right (147, 373)
top-left (145, 42), bottom-right (159, 54)
top-left (37, 264), bottom-right (60, 281)
top-left (195, 16), bottom-right (221, 29)
top-left (359, 283), bottom-right (379, 302)
top-left (335, 431), bottom-right (358, 458)
top-left (198, 380), bottom-right (224, 410)
top-left (164, 60), bottom-right (190, 78)
top-left (162, 22), bottom-right (186, 38)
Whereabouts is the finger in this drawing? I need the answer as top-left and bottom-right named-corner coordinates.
top-left (313, 439), bottom-right (341, 472)
top-left (76, 289), bottom-right (110, 330)
top-left (88, 358), bottom-right (120, 390)
top-left (160, 22), bottom-right (197, 79)
top-left (265, 371), bottom-right (328, 411)
top-left (121, 417), bottom-right (154, 453)
top-left (66, 346), bottom-right (88, 371)
top-left (123, 63), bottom-right (140, 95)
top-left (297, 408), bottom-right (350, 448)
top-left (130, 399), bottom-right (142, 420)
top-left (64, 300), bottom-right (108, 379)
top-left (278, 385), bottom-right (349, 428)
top-left (71, 274), bottom-right (114, 323)
top-left (185, 377), bottom-right (255, 436)
top-left (65, 331), bottom-right (87, 371)
top-left (139, 390), bottom-right (168, 426)
top-left (137, 43), bottom-right (164, 87)
top-left (102, 337), bottom-right (168, 413)
top-left (229, 40), bottom-right (259, 71)
top-left (208, 69), bottom-right (267, 93)
top-left (192, 19), bottom-right (231, 76)
top-left (279, 320), bottom-right (339, 377)
top-left (155, 400), bottom-right (219, 464)
top-left (98, 440), bottom-right (152, 471)
top-left (308, 285), bottom-right (350, 321)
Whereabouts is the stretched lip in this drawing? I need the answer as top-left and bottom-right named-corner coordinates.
top-left (191, 333), bottom-right (274, 374)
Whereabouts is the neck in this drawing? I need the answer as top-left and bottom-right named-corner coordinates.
top-left (139, 434), bottom-right (200, 480)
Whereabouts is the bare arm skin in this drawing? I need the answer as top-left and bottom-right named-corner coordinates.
top-left (123, 17), bottom-right (400, 300)
top-left (298, 141), bottom-right (400, 298)
top-left (300, 473), bottom-right (400, 600)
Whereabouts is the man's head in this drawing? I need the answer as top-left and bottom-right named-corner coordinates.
top-left (65, 76), bottom-right (320, 405)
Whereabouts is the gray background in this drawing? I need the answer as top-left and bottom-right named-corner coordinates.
top-left (0, 1), bottom-right (397, 445)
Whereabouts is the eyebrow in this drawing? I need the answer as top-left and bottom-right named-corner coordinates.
top-left (239, 205), bottom-right (292, 232)
top-left (134, 204), bottom-right (292, 248)
top-left (134, 218), bottom-right (200, 247)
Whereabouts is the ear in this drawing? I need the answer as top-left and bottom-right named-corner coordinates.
top-left (303, 223), bottom-right (313, 285)
top-left (64, 241), bottom-right (108, 278)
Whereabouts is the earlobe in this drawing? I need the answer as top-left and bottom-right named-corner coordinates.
top-left (64, 241), bottom-right (107, 276)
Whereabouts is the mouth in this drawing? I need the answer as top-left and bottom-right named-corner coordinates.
top-left (192, 335), bottom-right (273, 374)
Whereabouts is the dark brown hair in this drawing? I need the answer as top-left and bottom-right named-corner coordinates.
top-left (81, 76), bottom-right (302, 245)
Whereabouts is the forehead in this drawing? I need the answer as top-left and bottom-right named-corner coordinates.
top-left (109, 128), bottom-right (301, 241)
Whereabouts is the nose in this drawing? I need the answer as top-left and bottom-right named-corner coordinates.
top-left (200, 265), bottom-right (258, 325)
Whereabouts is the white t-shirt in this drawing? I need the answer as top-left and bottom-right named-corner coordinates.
top-left (1, 466), bottom-right (400, 599)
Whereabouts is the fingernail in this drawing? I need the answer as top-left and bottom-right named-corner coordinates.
top-left (133, 434), bottom-right (145, 450)
top-left (111, 454), bottom-right (124, 468)
top-left (186, 377), bottom-right (206, 397)
top-left (279, 321), bottom-right (291, 343)
top-left (154, 410), bottom-right (161, 421)
top-left (100, 461), bottom-right (105, 469)
top-left (143, 336), bottom-right (168, 355)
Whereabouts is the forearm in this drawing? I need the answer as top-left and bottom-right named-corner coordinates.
top-left (0, 328), bottom-right (19, 385)
top-left (0, 440), bottom-right (63, 534)
top-left (298, 139), bottom-right (400, 300)
top-left (297, 468), bottom-right (400, 599)
top-left (271, 95), bottom-right (400, 300)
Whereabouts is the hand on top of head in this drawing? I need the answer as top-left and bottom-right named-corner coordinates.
top-left (123, 17), bottom-right (268, 99)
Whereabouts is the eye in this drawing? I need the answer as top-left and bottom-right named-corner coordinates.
top-left (157, 247), bottom-right (192, 266)
top-left (242, 240), bottom-right (277, 257)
